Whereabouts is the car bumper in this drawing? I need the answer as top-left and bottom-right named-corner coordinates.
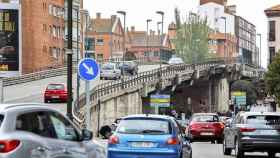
top-left (45, 95), bottom-right (67, 101)
top-left (108, 148), bottom-right (179, 158)
top-left (190, 131), bottom-right (223, 140)
top-left (240, 137), bottom-right (280, 152)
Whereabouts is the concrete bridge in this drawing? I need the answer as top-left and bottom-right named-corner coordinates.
top-left (74, 58), bottom-right (264, 135)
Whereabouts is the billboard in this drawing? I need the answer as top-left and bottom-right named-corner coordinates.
top-left (0, 8), bottom-right (19, 77)
top-left (150, 94), bottom-right (171, 107)
top-left (231, 91), bottom-right (246, 106)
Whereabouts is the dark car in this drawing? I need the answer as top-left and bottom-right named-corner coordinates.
top-left (108, 114), bottom-right (192, 158)
top-left (119, 61), bottom-right (138, 75)
top-left (187, 113), bottom-right (225, 144)
top-left (223, 112), bottom-right (280, 158)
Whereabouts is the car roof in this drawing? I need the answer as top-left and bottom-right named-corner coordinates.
top-left (0, 103), bottom-right (58, 113)
top-left (123, 114), bottom-right (173, 120)
top-left (239, 111), bottom-right (280, 117)
top-left (192, 113), bottom-right (218, 116)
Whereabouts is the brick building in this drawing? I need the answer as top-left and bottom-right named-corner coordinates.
top-left (127, 26), bottom-right (173, 62)
top-left (87, 13), bottom-right (125, 61)
top-left (265, 4), bottom-right (280, 65)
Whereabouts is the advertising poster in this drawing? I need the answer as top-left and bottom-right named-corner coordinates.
top-left (0, 8), bottom-right (19, 77)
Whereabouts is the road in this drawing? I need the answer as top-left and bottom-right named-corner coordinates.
top-left (192, 142), bottom-right (280, 158)
top-left (4, 65), bottom-right (161, 114)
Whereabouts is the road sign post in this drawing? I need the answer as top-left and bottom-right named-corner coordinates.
top-left (78, 58), bottom-right (99, 130)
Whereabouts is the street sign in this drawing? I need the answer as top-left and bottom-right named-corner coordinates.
top-left (78, 58), bottom-right (99, 81)
top-left (231, 91), bottom-right (246, 106)
top-left (150, 94), bottom-right (171, 107)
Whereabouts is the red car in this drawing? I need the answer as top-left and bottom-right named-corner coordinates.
top-left (44, 83), bottom-right (68, 103)
top-left (186, 113), bottom-right (225, 144)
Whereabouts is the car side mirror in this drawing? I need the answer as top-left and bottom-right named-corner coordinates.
top-left (82, 129), bottom-right (93, 141)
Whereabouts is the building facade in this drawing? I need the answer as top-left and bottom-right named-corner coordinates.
top-left (87, 13), bottom-right (124, 61)
top-left (265, 5), bottom-right (280, 65)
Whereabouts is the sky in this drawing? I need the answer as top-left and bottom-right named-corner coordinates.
top-left (84, 0), bottom-right (280, 67)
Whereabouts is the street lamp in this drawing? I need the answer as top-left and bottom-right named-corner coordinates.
top-left (117, 10), bottom-right (126, 87)
top-left (146, 19), bottom-right (152, 61)
top-left (220, 16), bottom-right (227, 62)
top-left (257, 33), bottom-right (262, 68)
top-left (156, 11), bottom-right (164, 77)
top-left (157, 21), bottom-right (162, 35)
top-left (66, 0), bottom-right (73, 120)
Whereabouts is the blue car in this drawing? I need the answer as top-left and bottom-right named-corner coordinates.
top-left (107, 114), bottom-right (192, 158)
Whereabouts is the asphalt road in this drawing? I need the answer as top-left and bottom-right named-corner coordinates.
top-left (192, 142), bottom-right (280, 158)
top-left (4, 65), bottom-right (161, 114)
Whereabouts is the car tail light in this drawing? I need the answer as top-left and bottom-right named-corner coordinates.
top-left (0, 140), bottom-right (20, 153)
top-left (240, 127), bottom-right (256, 133)
top-left (108, 135), bottom-right (119, 144)
top-left (167, 137), bottom-right (179, 145)
top-left (214, 123), bottom-right (225, 129)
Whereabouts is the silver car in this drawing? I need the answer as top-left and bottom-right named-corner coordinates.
top-left (0, 103), bottom-right (97, 158)
top-left (100, 63), bottom-right (121, 80)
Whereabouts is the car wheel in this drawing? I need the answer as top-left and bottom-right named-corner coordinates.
top-left (44, 99), bottom-right (48, 103)
top-left (235, 140), bottom-right (244, 158)
top-left (211, 140), bottom-right (215, 144)
top-left (217, 138), bottom-right (223, 144)
top-left (223, 139), bottom-right (232, 155)
top-left (268, 152), bottom-right (276, 158)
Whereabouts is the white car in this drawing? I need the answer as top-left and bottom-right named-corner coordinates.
top-left (168, 57), bottom-right (184, 65)
top-left (100, 63), bottom-right (121, 80)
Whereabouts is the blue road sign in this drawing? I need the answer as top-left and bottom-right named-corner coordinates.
top-left (78, 58), bottom-right (99, 81)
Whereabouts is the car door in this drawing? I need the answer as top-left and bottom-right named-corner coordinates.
top-left (46, 111), bottom-right (89, 158)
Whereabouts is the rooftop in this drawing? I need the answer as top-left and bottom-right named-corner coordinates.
top-left (265, 4), bottom-right (280, 17)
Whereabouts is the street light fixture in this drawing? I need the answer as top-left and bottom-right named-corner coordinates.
top-left (157, 21), bottom-right (162, 35)
top-left (257, 33), bottom-right (262, 68)
top-left (156, 11), bottom-right (164, 78)
top-left (117, 10), bottom-right (126, 87)
top-left (220, 16), bottom-right (227, 63)
top-left (146, 19), bottom-right (152, 60)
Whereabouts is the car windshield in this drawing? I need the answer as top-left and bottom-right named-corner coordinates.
top-left (47, 84), bottom-right (64, 90)
top-left (0, 114), bottom-right (4, 128)
top-left (116, 118), bottom-right (171, 135)
top-left (246, 115), bottom-right (280, 125)
top-left (192, 115), bottom-right (219, 122)
top-left (102, 64), bottom-right (114, 70)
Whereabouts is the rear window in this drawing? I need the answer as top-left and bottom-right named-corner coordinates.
top-left (47, 84), bottom-right (64, 90)
top-left (0, 115), bottom-right (4, 128)
top-left (246, 115), bottom-right (280, 125)
top-left (192, 115), bottom-right (219, 122)
top-left (117, 118), bottom-right (171, 135)
top-left (102, 64), bottom-right (114, 70)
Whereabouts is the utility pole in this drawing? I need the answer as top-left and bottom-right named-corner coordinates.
top-left (156, 11), bottom-right (164, 79)
top-left (146, 19), bottom-right (152, 60)
top-left (66, 0), bottom-right (73, 120)
top-left (257, 33), bottom-right (262, 67)
top-left (117, 11), bottom-right (126, 87)
top-left (220, 17), bottom-right (227, 63)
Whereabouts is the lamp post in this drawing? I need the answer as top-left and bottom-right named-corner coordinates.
top-left (157, 22), bottom-right (162, 35)
top-left (117, 11), bottom-right (126, 87)
top-left (257, 33), bottom-right (262, 67)
top-left (220, 16), bottom-right (227, 62)
top-left (66, 0), bottom-right (73, 120)
top-left (156, 11), bottom-right (164, 77)
top-left (146, 19), bottom-right (152, 60)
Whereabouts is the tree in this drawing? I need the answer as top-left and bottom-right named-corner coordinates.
top-left (231, 80), bottom-right (257, 105)
top-left (265, 51), bottom-right (280, 104)
top-left (174, 9), bottom-right (213, 64)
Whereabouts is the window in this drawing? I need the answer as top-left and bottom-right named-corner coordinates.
top-left (96, 39), bottom-right (104, 45)
top-left (192, 115), bottom-right (219, 122)
top-left (0, 114), bottom-right (4, 129)
top-left (16, 112), bottom-right (56, 138)
top-left (269, 47), bottom-right (275, 64)
top-left (97, 54), bottom-right (103, 60)
top-left (49, 112), bottom-right (79, 141)
top-left (43, 24), bottom-right (47, 32)
top-left (269, 21), bottom-right (276, 42)
top-left (48, 4), bottom-right (53, 15)
top-left (85, 38), bottom-right (95, 50)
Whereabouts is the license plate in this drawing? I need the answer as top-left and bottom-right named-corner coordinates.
top-left (201, 132), bottom-right (214, 136)
top-left (131, 142), bottom-right (155, 148)
top-left (51, 96), bottom-right (59, 98)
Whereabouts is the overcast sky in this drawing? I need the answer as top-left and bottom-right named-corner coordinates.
top-left (84, 0), bottom-right (280, 67)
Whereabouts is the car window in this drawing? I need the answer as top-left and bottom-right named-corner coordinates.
top-left (117, 118), bottom-right (171, 135)
top-left (246, 115), bottom-right (280, 125)
top-left (47, 84), bottom-right (64, 90)
top-left (102, 64), bottom-right (114, 70)
top-left (192, 115), bottom-right (219, 122)
top-left (49, 112), bottom-right (79, 141)
top-left (0, 114), bottom-right (4, 128)
top-left (16, 111), bottom-right (56, 138)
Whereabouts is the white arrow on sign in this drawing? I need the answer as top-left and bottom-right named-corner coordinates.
top-left (83, 63), bottom-right (94, 76)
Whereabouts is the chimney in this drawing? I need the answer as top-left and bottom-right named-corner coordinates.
top-left (131, 26), bottom-right (135, 32)
top-left (96, 12), bottom-right (101, 19)
top-left (111, 15), bottom-right (117, 22)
